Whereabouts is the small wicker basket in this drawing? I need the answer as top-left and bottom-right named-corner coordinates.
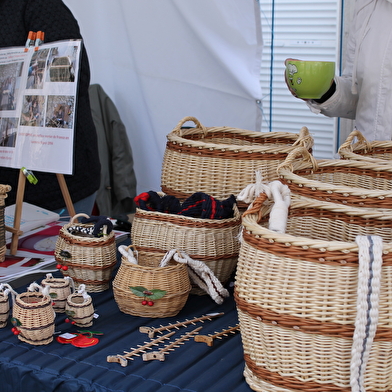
top-left (277, 146), bottom-right (392, 208)
top-left (339, 129), bottom-right (392, 164)
top-left (54, 213), bottom-right (117, 292)
top-left (65, 284), bottom-right (94, 328)
top-left (0, 283), bottom-right (16, 328)
top-left (235, 194), bottom-right (392, 391)
top-left (131, 198), bottom-right (241, 295)
top-left (161, 116), bottom-right (313, 210)
top-left (12, 283), bottom-right (55, 345)
top-left (0, 184), bottom-right (11, 262)
top-left (113, 245), bottom-right (191, 318)
top-left (41, 273), bottom-right (74, 313)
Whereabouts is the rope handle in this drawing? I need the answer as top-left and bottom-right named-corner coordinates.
top-left (27, 282), bottom-right (51, 298)
top-left (276, 145), bottom-right (318, 173)
top-left (44, 273), bottom-right (75, 293)
top-left (338, 129), bottom-right (372, 154)
top-left (292, 126), bottom-right (314, 149)
top-left (172, 116), bottom-right (208, 138)
top-left (0, 283), bottom-right (18, 304)
top-left (118, 244), bottom-right (138, 265)
top-left (74, 284), bottom-right (91, 301)
top-left (70, 213), bottom-right (90, 224)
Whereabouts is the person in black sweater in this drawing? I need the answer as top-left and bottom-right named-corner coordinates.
top-left (0, 0), bottom-right (101, 215)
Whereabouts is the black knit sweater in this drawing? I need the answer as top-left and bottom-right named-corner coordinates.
top-left (0, 0), bottom-right (101, 210)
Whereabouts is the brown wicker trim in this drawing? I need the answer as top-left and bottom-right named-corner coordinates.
top-left (135, 245), bottom-right (238, 262)
top-left (134, 209), bottom-right (241, 228)
top-left (70, 277), bottom-right (111, 285)
top-left (242, 230), bottom-right (392, 266)
top-left (160, 186), bottom-right (249, 210)
top-left (235, 291), bottom-right (392, 341)
top-left (244, 354), bottom-right (353, 392)
top-left (19, 321), bottom-right (55, 332)
top-left (15, 296), bottom-right (51, 310)
top-left (54, 258), bottom-right (117, 270)
top-left (58, 231), bottom-right (116, 246)
top-left (165, 141), bottom-right (294, 160)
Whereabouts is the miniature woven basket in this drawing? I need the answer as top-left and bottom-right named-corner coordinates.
top-left (0, 283), bottom-right (16, 328)
top-left (161, 116), bottom-right (313, 210)
top-left (339, 129), bottom-right (392, 164)
top-left (235, 194), bottom-right (392, 391)
top-left (0, 184), bottom-right (11, 262)
top-left (65, 284), bottom-right (94, 327)
top-left (12, 283), bottom-right (55, 345)
top-left (277, 146), bottom-right (392, 208)
top-left (41, 273), bottom-right (74, 313)
top-left (131, 197), bottom-right (241, 295)
top-left (54, 213), bottom-right (117, 292)
top-left (113, 245), bottom-right (191, 318)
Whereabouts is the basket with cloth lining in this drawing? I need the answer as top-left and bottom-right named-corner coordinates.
top-left (131, 191), bottom-right (241, 295)
top-left (161, 116), bottom-right (313, 210)
top-left (339, 129), bottom-right (392, 164)
top-left (54, 213), bottom-right (117, 292)
top-left (235, 181), bottom-right (392, 392)
top-left (277, 145), bottom-right (392, 208)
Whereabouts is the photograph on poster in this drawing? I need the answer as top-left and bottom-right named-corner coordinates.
top-left (0, 117), bottom-right (18, 147)
top-left (20, 94), bottom-right (45, 127)
top-left (45, 95), bottom-right (74, 128)
top-left (0, 61), bottom-right (23, 110)
top-left (26, 48), bottom-right (49, 89)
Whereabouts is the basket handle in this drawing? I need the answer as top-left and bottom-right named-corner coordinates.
top-left (276, 146), bottom-right (318, 174)
top-left (338, 129), bottom-right (371, 154)
top-left (172, 116), bottom-right (208, 137)
top-left (292, 126), bottom-right (314, 149)
top-left (118, 244), bottom-right (138, 264)
top-left (70, 213), bottom-right (90, 224)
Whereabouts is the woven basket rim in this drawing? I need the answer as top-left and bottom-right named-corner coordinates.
top-left (242, 197), bottom-right (392, 253)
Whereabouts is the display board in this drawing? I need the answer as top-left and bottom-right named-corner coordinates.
top-left (0, 39), bottom-right (81, 174)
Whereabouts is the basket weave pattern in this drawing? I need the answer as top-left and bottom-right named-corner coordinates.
top-left (65, 293), bottom-right (94, 327)
top-left (113, 246), bottom-right (191, 318)
top-left (161, 116), bottom-right (313, 208)
top-left (235, 196), bottom-right (392, 391)
top-left (41, 275), bottom-right (73, 313)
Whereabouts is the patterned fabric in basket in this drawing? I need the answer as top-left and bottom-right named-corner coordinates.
top-left (235, 194), bottom-right (392, 391)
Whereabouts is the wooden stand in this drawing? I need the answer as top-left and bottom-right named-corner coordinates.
top-left (6, 171), bottom-right (76, 255)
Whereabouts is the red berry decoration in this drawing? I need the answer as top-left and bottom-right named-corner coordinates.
top-left (147, 301), bottom-right (154, 306)
top-left (65, 318), bottom-right (70, 323)
top-left (11, 327), bottom-right (16, 333)
top-left (71, 321), bottom-right (76, 325)
top-left (62, 265), bottom-right (68, 271)
top-left (141, 300), bottom-right (148, 306)
top-left (13, 329), bottom-right (20, 335)
top-left (56, 264), bottom-right (62, 269)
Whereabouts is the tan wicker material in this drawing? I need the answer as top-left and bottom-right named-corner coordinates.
top-left (41, 273), bottom-right (74, 313)
top-left (131, 199), bottom-right (241, 295)
top-left (54, 213), bottom-right (117, 292)
top-left (235, 194), bottom-right (392, 391)
top-left (277, 146), bottom-right (392, 208)
top-left (0, 287), bottom-right (10, 328)
top-left (161, 116), bottom-right (314, 209)
top-left (12, 290), bottom-right (55, 345)
top-left (0, 184), bottom-right (11, 263)
top-left (339, 129), bottom-right (392, 164)
top-left (113, 245), bottom-right (191, 318)
top-left (65, 289), bottom-right (94, 328)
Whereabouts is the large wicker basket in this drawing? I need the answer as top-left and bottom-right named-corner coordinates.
top-left (131, 199), bottom-right (241, 294)
top-left (12, 284), bottom-right (55, 345)
top-left (54, 213), bottom-right (117, 292)
top-left (277, 146), bottom-right (392, 208)
top-left (0, 184), bottom-right (11, 262)
top-left (235, 194), bottom-right (392, 391)
top-left (161, 116), bottom-right (313, 209)
top-left (339, 129), bottom-right (392, 164)
top-left (113, 245), bottom-right (191, 318)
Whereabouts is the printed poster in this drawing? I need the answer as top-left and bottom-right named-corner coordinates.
top-left (0, 39), bottom-right (81, 174)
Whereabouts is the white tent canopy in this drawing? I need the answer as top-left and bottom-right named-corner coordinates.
top-left (64, 0), bottom-right (263, 193)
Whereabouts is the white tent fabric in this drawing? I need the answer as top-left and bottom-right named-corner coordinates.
top-left (64, 0), bottom-right (263, 194)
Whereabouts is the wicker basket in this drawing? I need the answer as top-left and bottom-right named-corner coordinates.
top-left (0, 283), bottom-right (15, 328)
top-left (161, 116), bottom-right (313, 210)
top-left (54, 213), bottom-right (117, 292)
top-left (41, 273), bottom-right (74, 313)
top-left (113, 245), bottom-right (191, 318)
top-left (12, 283), bottom-right (55, 345)
top-left (339, 129), bottom-right (392, 164)
top-left (131, 198), bottom-right (241, 295)
top-left (235, 194), bottom-right (392, 392)
top-left (277, 146), bottom-right (392, 208)
top-left (65, 284), bottom-right (94, 327)
top-left (0, 184), bottom-right (11, 262)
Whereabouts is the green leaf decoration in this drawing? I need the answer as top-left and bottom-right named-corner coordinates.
top-left (59, 250), bottom-right (72, 259)
top-left (49, 292), bottom-right (58, 299)
top-left (65, 310), bottom-right (75, 317)
top-left (11, 317), bottom-right (22, 327)
top-left (148, 289), bottom-right (167, 300)
top-left (129, 286), bottom-right (148, 297)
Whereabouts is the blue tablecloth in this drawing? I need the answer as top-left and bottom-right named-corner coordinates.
top-left (0, 248), bottom-right (253, 392)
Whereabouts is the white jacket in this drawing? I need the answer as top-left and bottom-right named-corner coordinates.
top-left (308, 0), bottom-right (392, 141)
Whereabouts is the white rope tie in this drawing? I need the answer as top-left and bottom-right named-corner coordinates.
top-left (118, 245), bottom-right (138, 264)
top-left (160, 249), bottom-right (229, 305)
top-left (268, 181), bottom-right (291, 233)
top-left (237, 171), bottom-right (272, 204)
top-left (351, 235), bottom-right (383, 392)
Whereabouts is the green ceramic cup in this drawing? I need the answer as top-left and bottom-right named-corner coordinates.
top-left (286, 60), bottom-right (335, 99)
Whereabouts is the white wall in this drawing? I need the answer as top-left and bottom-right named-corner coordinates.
top-left (63, 0), bottom-right (264, 194)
